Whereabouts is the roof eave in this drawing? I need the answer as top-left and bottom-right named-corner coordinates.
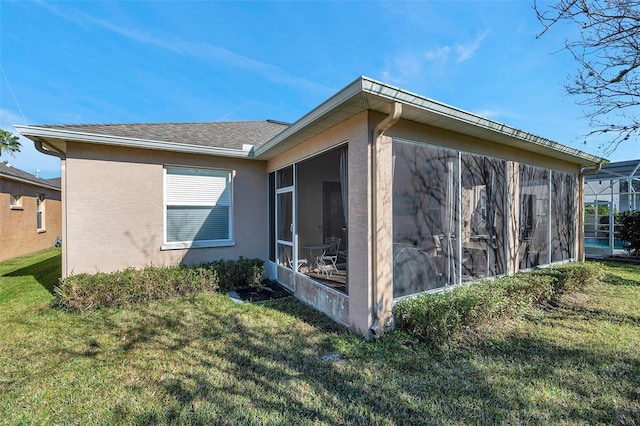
top-left (0, 172), bottom-right (61, 191)
top-left (255, 76), bottom-right (608, 166)
top-left (14, 125), bottom-right (255, 159)
top-left (254, 76), bottom-right (365, 158)
top-left (360, 78), bottom-right (607, 166)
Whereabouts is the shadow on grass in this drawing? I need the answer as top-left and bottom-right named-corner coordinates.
top-left (472, 333), bottom-right (640, 424)
top-left (2, 254), bottom-right (61, 294)
top-left (55, 291), bottom-right (639, 425)
top-left (603, 273), bottom-right (640, 287)
top-left (67, 298), bottom-right (487, 424)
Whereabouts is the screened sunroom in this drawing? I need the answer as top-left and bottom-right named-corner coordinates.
top-left (257, 76), bottom-right (605, 337)
top-left (583, 159), bottom-right (640, 258)
top-left (270, 145), bottom-right (349, 294)
top-left (392, 138), bottom-right (577, 299)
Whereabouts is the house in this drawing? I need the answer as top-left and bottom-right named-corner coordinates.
top-left (0, 161), bottom-right (62, 262)
top-left (16, 76), bottom-right (607, 337)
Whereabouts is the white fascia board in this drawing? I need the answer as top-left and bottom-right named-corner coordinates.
top-left (14, 125), bottom-right (252, 159)
top-left (0, 173), bottom-right (61, 191)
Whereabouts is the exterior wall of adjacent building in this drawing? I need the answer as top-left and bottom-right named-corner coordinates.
top-left (0, 177), bottom-right (62, 262)
top-left (61, 142), bottom-right (268, 277)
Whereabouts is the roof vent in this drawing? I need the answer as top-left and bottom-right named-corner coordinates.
top-left (35, 169), bottom-right (40, 178)
top-left (266, 119), bottom-right (292, 126)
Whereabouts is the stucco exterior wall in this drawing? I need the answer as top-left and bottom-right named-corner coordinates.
top-left (63, 142), bottom-right (268, 276)
top-left (267, 111), bottom-right (372, 335)
top-left (0, 178), bottom-right (62, 261)
top-left (383, 113), bottom-right (582, 174)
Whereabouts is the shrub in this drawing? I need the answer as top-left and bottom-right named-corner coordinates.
top-left (394, 262), bottom-right (604, 343)
top-left (616, 210), bottom-right (640, 255)
top-left (55, 257), bottom-right (265, 310)
top-left (208, 257), bottom-right (264, 292)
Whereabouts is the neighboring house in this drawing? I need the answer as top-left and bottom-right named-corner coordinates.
top-left (0, 161), bottom-right (62, 262)
top-left (16, 76), bottom-right (607, 337)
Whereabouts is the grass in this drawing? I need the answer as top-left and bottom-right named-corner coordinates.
top-left (1, 249), bottom-right (639, 425)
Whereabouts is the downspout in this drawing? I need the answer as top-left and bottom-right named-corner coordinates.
top-left (578, 163), bottom-right (603, 261)
top-left (369, 102), bottom-right (402, 339)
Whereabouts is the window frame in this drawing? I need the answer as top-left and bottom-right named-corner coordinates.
top-left (36, 193), bottom-right (45, 232)
top-left (9, 194), bottom-right (22, 210)
top-left (161, 166), bottom-right (235, 250)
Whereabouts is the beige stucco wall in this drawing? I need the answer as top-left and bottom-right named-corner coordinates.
top-left (267, 111), bottom-right (373, 336)
top-left (0, 178), bottom-right (62, 262)
top-left (384, 113), bottom-right (582, 174)
top-left (62, 142), bottom-right (268, 276)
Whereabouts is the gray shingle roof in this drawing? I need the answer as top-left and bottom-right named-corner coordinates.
top-left (35, 120), bottom-right (290, 150)
top-left (583, 158), bottom-right (640, 181)
top-left (0, 162), bottom-right (61, 190)
top-left (46, 177), bottom-right (62, 187)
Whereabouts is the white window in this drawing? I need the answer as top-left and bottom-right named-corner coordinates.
top-left (9, 194), bottom-right (22, 209)
top-left (36, 193), bottom-right (45, 230)
top-left (163, 167), bottom-right (233, 249)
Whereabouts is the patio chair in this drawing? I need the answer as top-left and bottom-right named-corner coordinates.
top-left (284, 247), bottom-right (307, 272)
top-left (316, 237), bottom-right (341, 277)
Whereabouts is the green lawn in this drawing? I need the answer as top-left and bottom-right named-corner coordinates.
top-left (1, 249), bottom-right (639, 425)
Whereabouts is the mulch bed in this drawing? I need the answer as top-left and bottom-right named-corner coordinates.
top-left (227, 280), bottom-right (291, 303)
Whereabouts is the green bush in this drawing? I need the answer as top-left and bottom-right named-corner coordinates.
top-left (55, 257), bottom-right (265, 310)
top-left (394, 262), bottom-right (603, 343)
top-left (584, 204), bottom-right (611, 216)
top-left (208, 257), bottom-right (264, 291)
top-left (616, 210), bottom-right (640, 255)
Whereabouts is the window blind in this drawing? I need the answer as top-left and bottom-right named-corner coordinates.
top-left (165, 167), bottom-right (231, 243)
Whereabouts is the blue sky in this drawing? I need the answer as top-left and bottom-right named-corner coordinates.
top-left (1, 0), bottom-right (637, 178)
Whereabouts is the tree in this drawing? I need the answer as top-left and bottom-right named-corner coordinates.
top-left (0, 129), bottom-right (21, 157)
top-left (535, 0), bottom-right (640, 155)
